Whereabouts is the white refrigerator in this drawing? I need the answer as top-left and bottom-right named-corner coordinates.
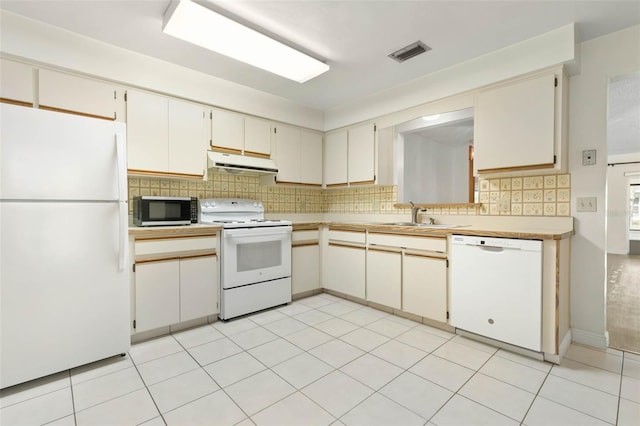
top-left (0, 103), bottom-right (130, 389)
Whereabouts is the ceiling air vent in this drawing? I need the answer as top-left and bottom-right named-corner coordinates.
top-left (388, 41), bottom-right (431, 63)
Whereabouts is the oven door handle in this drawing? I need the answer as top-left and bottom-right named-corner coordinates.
top-left (224, 228), bottom-right (291, 238)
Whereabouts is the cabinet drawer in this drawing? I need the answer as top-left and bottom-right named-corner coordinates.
top-left (292, 230), bottom-right (319, 242)
top-left (368, 233), bottom-right (446, 253)
top-left (328, 230), bottom-right (366, 244)
top-left (135, 236), bottom-right (216, 256)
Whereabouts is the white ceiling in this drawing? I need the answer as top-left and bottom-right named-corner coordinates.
top-left (2, 0), bottom-right (639, 112)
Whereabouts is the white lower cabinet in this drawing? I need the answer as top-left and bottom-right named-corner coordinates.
top-left (366, 248), bottom-right (401, 309)
top-left (402, 253), bottom-right (447, 322)
top-left (132, 234), bottom-right (218, 333)
top-left (135, 260), bottom-right (181, 333)
top-left (179, 255), bottom-right (218, 322)
top-left (365, 233), bottom-right (448, 323)
top-left (292, 244), bottom-right (320, 295)
top-left (325, 243), bottom-right (366, 299)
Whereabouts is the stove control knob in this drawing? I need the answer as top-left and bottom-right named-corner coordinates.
top-left (253, 201), bottom-right (259, 208)
top-left (203, 201), bottom-right (209, 208)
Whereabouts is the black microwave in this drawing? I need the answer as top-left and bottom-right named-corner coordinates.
top-left (133, 196), bottom-right (198, 226)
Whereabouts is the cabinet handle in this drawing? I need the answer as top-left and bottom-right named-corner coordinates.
top-left (403, 252), bottom-right (447, 260)
top-left (329, 242), bottom-right (365, 250)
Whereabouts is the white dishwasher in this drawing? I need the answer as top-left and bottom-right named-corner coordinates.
top-left (450, 235), bottom-right (543, 351)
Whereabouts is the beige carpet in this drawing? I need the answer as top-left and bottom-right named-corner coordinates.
top-left (607, 253), bottom-right (640, 353)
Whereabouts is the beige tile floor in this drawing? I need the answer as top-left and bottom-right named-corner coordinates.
top-left (1, 293), bottom-right (639, 425)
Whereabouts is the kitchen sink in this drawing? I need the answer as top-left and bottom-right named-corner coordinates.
top-left (381, 222), bottom-right (468, 228)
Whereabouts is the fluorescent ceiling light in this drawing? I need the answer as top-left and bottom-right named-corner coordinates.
top-left (163, 0), bottom-right (329, 83)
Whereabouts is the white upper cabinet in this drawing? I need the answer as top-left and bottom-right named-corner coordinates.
top-left (348, 123), bottom-right (375, 184)
top-left (127, 90), bottom-right (206, 178)
top-left (274, 125), bottom-right (301, 183)
top-left (474, 70), bottom-right (566, 174)
top-left (210, 110), bottom-right (272, 157)
top-left (127, 90), bottom-right (169, 174)
top-left (168, 99), bottom-right (208, 177)
top-left (211, 108), bottom-right (244, 153)
top-left (0, 59), bottom-right (33, 105)
top-left (273, 125), bottom-right (322, 186)
top-left (324, 130), bottom-right (348, 186)
top-left (299, 131), bottom-right (323, 185)
top-left (324, 123), bottom-right (376, 187)
top-left (39, 69), bottom-right (121, 120)
top-left (244, 117), bottom-right (272, 157)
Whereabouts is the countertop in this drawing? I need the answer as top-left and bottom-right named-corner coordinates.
top-left (293, 221), bottom-right (573, 240)
top-left (129, 223), bottom-right (221, 237)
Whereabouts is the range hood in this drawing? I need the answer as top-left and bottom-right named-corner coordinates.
top-left (207, 151), bottom-right (278, 175)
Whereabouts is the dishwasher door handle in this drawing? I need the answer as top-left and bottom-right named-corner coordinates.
top-left (479, 245), bottom-right (505, 252)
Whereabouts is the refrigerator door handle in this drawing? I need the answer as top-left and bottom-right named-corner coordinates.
top-left (115, 130), bottom-right (127, 270)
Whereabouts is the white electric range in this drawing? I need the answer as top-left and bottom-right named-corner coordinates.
top-left (200, 199), bottom-right (292, 320)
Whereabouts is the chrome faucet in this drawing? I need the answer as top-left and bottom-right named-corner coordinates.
top-left (409, 201), bottom-right (425, 224)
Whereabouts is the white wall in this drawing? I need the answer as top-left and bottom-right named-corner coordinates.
top-left (0, 10), bottom-right (324, 130)
top-left (607, 153), bottom-right (640, 254)
top-left (569, 25), bottom-right (640, 347)
top-left (325, 24), bottom-right (577, 130)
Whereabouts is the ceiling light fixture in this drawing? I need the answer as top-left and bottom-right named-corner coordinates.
top-left (162, 0), bottom-right (329, 83)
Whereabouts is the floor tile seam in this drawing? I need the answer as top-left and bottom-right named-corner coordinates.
top-left (450, 352), bottom-right (524, 419)
top-left (506, 359), bottom-right (552, 425)
top-left (172, 331), bottom-right (227, 350)
top-left (369, 388), bottom-right (431, 423)
top-left (372, 347), bottom-right (430, 371)
top-left (422, 385), bottom-right (459, 425)
top-left (534, 394), bottom-right (617, 425)
top-left (67, 370), bottom-right (78, 426)
top-left (476, 364), bottom-right (548, 395)
top-left (248, 390), bottom-right (338, 425)
top-left (428, 352), bottom-right (484, 373)
top-left (615, 364), bottom-right (624, 426)
top-left (73, 385), bottom-right (149, 417)
top-left (126, 351), bottom-right (167, 423)
top-left (448, 336), bottom-right (500, 356)
top-left (0, 380), bottom-right (73, 411)
top-left (139, 364), bottom-right (203, 388)
top-left (336, 350), bottom-right (411, 394)
top-left (205, 347), bottom-right (272, 389)
top-left (619, 393), bottom-right (640, 404)
top-left (391, 331), bottom-right (451, 355)
top-left (561, 354), bottom-right (624, 375)
top-left (235, 381), bottom-right (298, 418)
top-left (70, 361), bottom-right (134, 388)
top-left (493, 351), bottom-right (553, 374)
top-left (159, 387), bottom-right (245, 422)
top-left (129, 347), bottom-right (186, 366)
top-left (572, 342), bottom-right (625, 359)
top-left (432, 393), bottom-right (520, 426)
top-left (401, 325), bottom-right (456, 342)
top-left (547, 368), bottom-right (622, 397)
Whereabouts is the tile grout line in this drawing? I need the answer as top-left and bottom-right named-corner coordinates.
top-left (128, 346), bottom-right (170, 425)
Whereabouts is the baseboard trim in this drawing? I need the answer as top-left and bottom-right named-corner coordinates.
top-left (571, 328), bottom-right (608, 349)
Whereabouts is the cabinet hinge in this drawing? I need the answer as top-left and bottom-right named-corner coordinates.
top-left (553, 155), bottom-right (557, 164)
top-left (133, 320), bottom-right (136, 329)
top-left (374, 124), bottom-right (377, 132)
top-left (113, 90), bottom-right (117, 100)
top-left (446, 311), bottom-right (449, 320)
top-left (446, 259), bottom-right (449, 268)
top-left (210, 111), bottom-right (212, 119)
top-left (114, 112), bottom-right (117, 120)
top-left (132, 263), bottom-right (136, 273)
top-left (274, 127), bottom-right (277, 134)
top-left (124, 91), bottom-right (127, 102)
top-left (554, 77), bottom-right (558, 87)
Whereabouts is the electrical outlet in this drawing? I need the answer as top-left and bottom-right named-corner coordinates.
top-left (577, 197), bottom-right (597, 212)
top-left (582, 150), bottom-right (596, 166)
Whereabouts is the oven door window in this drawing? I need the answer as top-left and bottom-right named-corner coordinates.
top-left (237, 241), bottom-right (282, 272)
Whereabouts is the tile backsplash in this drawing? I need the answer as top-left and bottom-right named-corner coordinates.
top-left (128, 172), bottom-right (571, 217)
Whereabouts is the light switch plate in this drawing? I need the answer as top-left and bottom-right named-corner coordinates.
top-left (582, 149), bottom-right (596, 166)
top-left (577, 196), bottom-right (597, 212)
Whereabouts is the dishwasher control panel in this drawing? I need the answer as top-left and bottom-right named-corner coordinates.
top-left (451, 235), bottom-right (541, 251)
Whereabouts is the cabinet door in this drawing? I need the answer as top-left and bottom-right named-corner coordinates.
top-left (367, 248), bottom-right (401, 309)
top-left (300, 131), bottom-right (323, 185)
top-left (126, 90), bottom-right (169, 174)
top-left (39, 69), bottom-right (118, 120)
top-left (135, 260), bottom-right (180, 332)
top-left (180, 255), bottom-right (218, 322)
top-left (292, 244), bottom-right (320, 295)
top-left (474, 74), bottom-right (556, 173)
top-left (325, 244), bottom-right (365, 299)
top-left (168, 99), bottom-right (207, 178)
top-left (244, 116), bottom-right (272, 157)
top-left (211, 108), bottom-right (244, 153)
top-left (0, 59), bottom-right (33, 105)
top-left (274, 125), bottom-right (301, 183)
top-left (402, 254), bottom-right (447, 322)
top-left (324, 131), bottom-right (348, 186)
top-left (348, 123), bottom-right (375, 184)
